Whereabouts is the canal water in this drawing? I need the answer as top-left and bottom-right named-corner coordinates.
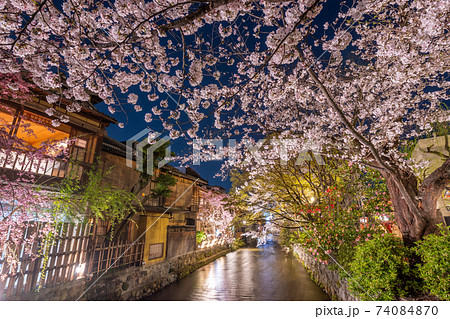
top-left (144, 244), bottom-right (330, 301)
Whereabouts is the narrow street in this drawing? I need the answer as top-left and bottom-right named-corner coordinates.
top-left (144, 244), bottom-right (330, 301)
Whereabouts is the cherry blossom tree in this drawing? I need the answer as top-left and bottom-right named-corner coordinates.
top-left (198, 188), bottom-right (235, 245)
top-left (0, 72), bottom-right (33, 101)
top-left (1, 0), bottom-right (449, 243)
top-left (0, 112), bottom-right (139, 280)
top-left (230, 155), bottom-right (395, 255)
top-left (0, 111), bottom-right (65, 279)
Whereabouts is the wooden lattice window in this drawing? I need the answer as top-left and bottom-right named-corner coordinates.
top-left (148, 243), bottom-right (164, 260)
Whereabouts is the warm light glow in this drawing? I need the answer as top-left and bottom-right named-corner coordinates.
top-left (46, 139), bottom-right (69, 157)
top-left (15, 115), bottom-right (70, 148)
top-left (309, 196), bottom-right (315, 204)
top-left (76, 263), bottom-right (86, 276)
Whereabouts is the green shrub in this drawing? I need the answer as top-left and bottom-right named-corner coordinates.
top-left (196, 231), bottom-right (207, 244)
top-left (414, 225), bottom-right (450, 300)
top-left (232, 238), bottom-right (246, 250)
top-left (334, 241), bottom-right (358, 276)
top-left (348, 234), bottom-right (412, 300)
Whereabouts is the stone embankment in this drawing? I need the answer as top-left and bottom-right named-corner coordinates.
top-left (8, 245), bottom-right (231, 301)
top-left (292, 244), bottom-right (358, 301)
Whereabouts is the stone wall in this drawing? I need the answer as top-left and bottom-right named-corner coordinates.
top-left (292, 244), bottom-right (358, 301)
top-left (7, 245), bottom-right (231, 301)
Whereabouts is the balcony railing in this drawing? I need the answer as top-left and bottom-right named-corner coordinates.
top-left (0, 149), bottom-right (86, 180)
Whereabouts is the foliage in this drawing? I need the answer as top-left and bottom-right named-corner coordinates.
top-left (295, 206), bottom-right (385, 267)
top-left (295, 165), bottom-right (394, 269)
top-left (196, 230), bottom-right (207, 244)
top-left (278, 228), bottom-right (296, 247)
top-left (37, 228), bottom-right (59, 290)
top-left (0, 110), bottom-right (140, 283)
top-left (229, 169), bottom-right (251, 213)
top-left (414, 225), bottom-right (450, 300)
top-left (136, 139), bottom-right (173, 191)
top-left (53, 164), bottom-right (141, 232)
top-left (232, 157), bottom-right (394, 265)
top-left (151, 173), bottom-right (177, 199)
top-left (348, 234), bottom-right (413, 301)
top-left (231, 238), bottom-right (246, 250)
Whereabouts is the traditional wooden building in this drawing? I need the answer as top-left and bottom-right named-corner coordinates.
top-left (100, 136), bottom-right (209, 265)
top-left (0, 88), bottom-right (116, 182)
top-left (0, 88), bottom-right (118, 298)
top-left (0, 89), bottom-right (224, 298)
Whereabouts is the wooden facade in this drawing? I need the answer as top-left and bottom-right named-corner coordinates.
top-left (0, 91), bottom-right (222, 299)
top-left (0, 90), bottom-right (116, 182)
top-left (0, 221), bottom-right (145, 299)
top-left (0, 90), bottom-right (121, 299)
top-left (99, 136), bottom-right (209, 265)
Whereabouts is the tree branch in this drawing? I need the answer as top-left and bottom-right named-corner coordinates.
top-left (160, 0), bottom-right (231, 32)
top-left (10, 0), bottom-right (48, 51)
top-left (295, 46), bottom-right (394, 174)
top-left (421, 157), bottom-right (450, 193)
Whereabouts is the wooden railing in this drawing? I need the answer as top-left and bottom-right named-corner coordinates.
top-left (0, 149), bottom-right (90, 181)
top-left (87, 241), bottom-right (144, 278)
top-left (40, 224), bottom-right (92, 289)
top-left (0, 222), bottom-right (144, 299)
top-left (0, 149), bottom-right (69, 178)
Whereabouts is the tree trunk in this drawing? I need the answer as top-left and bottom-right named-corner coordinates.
top-left (383, 171), bottom-right (427, 246)
top-left (420, 157), bottom-right (450, 233)
top-left (382, 158), bottom-right (449, 246)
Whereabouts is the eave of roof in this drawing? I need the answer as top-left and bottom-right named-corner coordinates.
top-left (101, 136), bottom-right (208, 184)
top-left (31, 87), bottom-right (117, 125)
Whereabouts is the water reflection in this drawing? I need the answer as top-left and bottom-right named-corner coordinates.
top-left (144, 244), bottom-right (330, 301)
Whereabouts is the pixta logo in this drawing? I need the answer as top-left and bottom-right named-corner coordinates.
top-left (126, 129), bottom-right (171, 175)
top-left (193, 138), bottom-right (324, 166)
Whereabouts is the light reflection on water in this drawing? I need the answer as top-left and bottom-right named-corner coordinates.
top-left (144, 244), bottom-right (330, 301)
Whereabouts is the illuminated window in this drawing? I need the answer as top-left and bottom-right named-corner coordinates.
top-left (0, 105), bottom-right (100, 180)
top-left (0, 108), bottom-right (70, 150)
top-left (1, 108), bottom-right (69, 177)
top-left (0, 110), bottom-right (15, 130)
